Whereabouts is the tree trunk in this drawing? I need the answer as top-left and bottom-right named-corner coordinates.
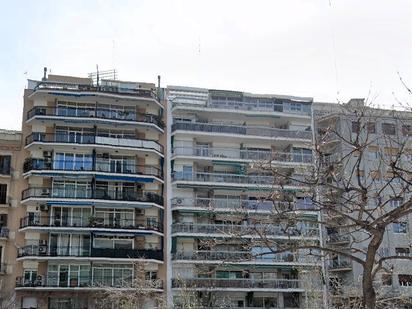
top-left (362, 230), bottom-right (384, 309)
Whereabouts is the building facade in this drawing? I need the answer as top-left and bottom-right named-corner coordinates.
top-left (167, 86), bottom-right (322, 308)
top-left (14, 74), bottom-right (166, 308)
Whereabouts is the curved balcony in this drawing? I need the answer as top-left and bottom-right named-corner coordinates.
top-left (172, 223), bottom-right (319, 239)
top-left (21, 187), bottom-right (164, 207)
top-left (172, 146), bottom-right (312, 164)
top-left (25, 133), bottom-right (163, 155)
top-left (172, 121), bottom-right (312, 141)
top-left (27, 106), bottom-right (163, 131)
top-left (15, 275), bottom-right (163, 290)
top-left (171, 197), bottom-right (314, 212)
top-left (18, 245), bottom-right (163, 261)
top-left (19, 215), bottom-right (162, 233)
top-left (172, 278), bottom-right (302, 291)
top-left (172, 171), bottom-right (307, 189)
top-left (172, 251), bottom-right (319, 265)
top-left (23, 159), bottom-right (163, 180)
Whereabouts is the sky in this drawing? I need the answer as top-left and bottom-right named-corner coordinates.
top-left (1, 0), bottom-right (412, 130)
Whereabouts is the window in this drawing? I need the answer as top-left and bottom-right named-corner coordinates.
top-left (382, 123), bottom-right (396, 135)
top-left (399, 274), bottom-right (412, 287)
top-left (393, 222), bottom-right (408, 233)
top-left (382, 274), bottom-right (392, 286)
top-left (0, 184), bottom-right (6, 204)
top-left (290, 103), bottom-right (302, 112)
top-left (402, 125), bottom-right (412, 136)
top-left (352, 121), bottom-right (360, 133)
top-left (396, 247), bottom-right (410, 256)
top-left (0, 156), bottom-right (11, 175)
top-left (390, 198), bottom-right (403, 208)
top-left (367, 122), bottom-right (376, 134)
top-left (0, 214), bottom-right (7, 227)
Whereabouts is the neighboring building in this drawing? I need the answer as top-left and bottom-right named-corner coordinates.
top-left (313, 100), bottom-right (412, 306)
top-left (0, 129), bottom-right (22, 306)
top-left (167, 86), bottom-right (322, 308)
top-left (14, 73), bottom-right (166, 308)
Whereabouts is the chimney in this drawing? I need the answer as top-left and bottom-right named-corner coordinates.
top-left (42, 67), bottom-right (47, 81)
top-left (157, 75), bottom-right (161, 99)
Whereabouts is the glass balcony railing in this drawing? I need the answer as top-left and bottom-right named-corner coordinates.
top-left (172, 172), bottom-right (307, 187)
top-left (172, 278), bottom-right (302, 290)
top-left (172, 121), bottom-right (312, 140)
top-left (19, 215), bottom-right (162, 232)
top-left (172, 223), bottom-right (319, 238)
top-left (15, 275), bottom-right (163, 289)
top-left (171, 197), bottom-right (314, 211)
top-left (18, 245), bottom-right (163, 260)
top-left (27, 106), bottom-right (163, 129)
top-left (23, 159), bottom-right (163, 178)
top-left (21, 187), bottom-right (164, 206)
top-left (25, 133), bottom-right (164, 153)
top-left (172, 147), bottom-right (312, 163)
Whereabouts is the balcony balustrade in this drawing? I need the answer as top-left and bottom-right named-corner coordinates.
top-left (23, 159), bottom-right (163, 178)
top-left (15, 275), bottom-right (163, 289)
top-left (18, 245), bottom-right (163, 260)
top-left (172, 251), bottom-right (318, 264)
top-left (172, 121), bottom-right (312, 140)
top-left (328, 260), bottom-right (352, 270)
top-left (172, 278), bottom-right (302, 290)
top-left (171, 197), bottom-right (314, 212)
top-left (32, 81), bottom-right (159, 101)
top-left (25, 133), bottom-right (164, 153)
top-left (172, 223), bottom-right (319, 238)
top-left (0, 227), bottom-right (9, 238)
top-left (172, 171), bottom-right (306, 187)
top-left (172, 146), bottom-right (312, 163)
top-left (27, 106), bottom-right (163, 129)
top-left (19, 215), bottom-right (162, 232)
top-left (326, 234), bottom-right (350, 243)
top-left (21, 187), bottom-right (164, 206)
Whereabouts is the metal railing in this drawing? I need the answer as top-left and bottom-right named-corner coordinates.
top-left (172, 171), bottom-right (306, 187)
top-left (21, 187), bottom-right (164, 206)
top-left (172, 146), bottom-right (312, 163)
top-left (25, 133), bottom-right (164, 153)
top-left (172, 278), bottom-right (302, 289)
top-left (27, 106), bottom-right (163, 128)
top-left (172, 121), bottom-right (312, 140)
top-left (19, 215), bottom-right (162, 232)
top-left (0, 227), bottom-right (9, 238)
top-left (33, 81), bottom-right (159, 101)
top-left (171, 197), bottom-right (314, 211)
top-left (24, 159), bottom-right (163, 178)
top-left (172, 223), bottom-right (319, 237)
top-left (18, 245), bottom-right (163, 260)
top-left (328, 260), bottom-right (352, 270)
top-left (326, 234), bottom-right (350, 243)
top-left (172, 251), bottom-right (318, 264)
top-left (15, 275), bottom-right (163, 289)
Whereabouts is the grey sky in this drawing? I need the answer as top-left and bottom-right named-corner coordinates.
top-left (1, 0), bottom-right (412, 130)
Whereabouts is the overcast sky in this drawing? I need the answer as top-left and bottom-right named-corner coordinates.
top-left (1, 0), bottom-right (412, 130)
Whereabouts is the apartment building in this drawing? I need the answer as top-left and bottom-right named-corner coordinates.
top-left (167, 86), bottom-right (322, 308)
top-left (314, 100), bottom-right (412, 306)
top-left (0, 129), bottom-right (22, 306)
top-left (14, 73), bottom-right (166, 308)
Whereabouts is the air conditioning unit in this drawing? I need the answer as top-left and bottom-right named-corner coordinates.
top-left (103, 153), bottom-right (110, 159)
top-left (39, 239), bottom-right (47, 246)
top-left (38, 245), bottom-right (47, 255)
top-left (136, 209), bottom-right (145, 215)
top-left (43, 151), bottom-right (52, 158)
top-left (39, 205), bottom-right (48, 212)
top-left (35, 275), bottom-right (44, 286)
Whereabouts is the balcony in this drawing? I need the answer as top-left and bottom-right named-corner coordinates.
top-left (31, 80), bottom-right (160, 101)
top-left (27, 106), bottom-right (163, 130)
top-left (326, 234), bottom-right (350, 244)
top-left (172, 223), bottom-right (319, 238)
top-left (328, 260), bottom-right (352, 271)
top-left (18, 245), bottom-right (163, 261)
top-left (171, 197), bottom-right (314, 212)
top-left (25, 133), bottom-right (164, 154)
top-left (0, 227), bottom-right (9, 239)
top-left (172, 251), bottom-right (319, 264)
top-left (15, 275), bottom-right (163, 290)
top-left (21, 187), bottom-right (164, 206)
top-left (172, 278), bottom-right (302, 291)
top-left (172, 171), bottom-right (307, 188)
top-left (23, 159), bottom-right (163, 179)
top-left (19, 215), bottom-right (162, 232)
top-left (172, 147), bottom-right (312, 164)
top-left (172, 121), bottom-right (312, 140)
